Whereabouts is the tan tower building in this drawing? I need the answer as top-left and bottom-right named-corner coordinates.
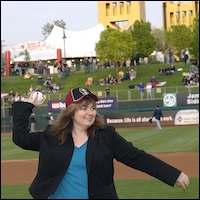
top-left (97, 1), bottom-right (146, 31)
top-left (162, 1), bottom-right (199, 31)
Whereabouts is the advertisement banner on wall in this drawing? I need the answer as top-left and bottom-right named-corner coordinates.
top-left (174, 109), bottom-right (199, 125)
top-left (48, 100), bottom-right (66, 113)
top-left (103, 109), bottom-right (199, 128)
top-left (96, 97), bottom-right (118, 110)
top-left (177, 93), bottom-right (199, 106)
top-left (48, 97), bottom-right (118, 113)
top-left (163, 93), bottom-right (199, 107)
top-left (163, 93), bottom-right (177, 107)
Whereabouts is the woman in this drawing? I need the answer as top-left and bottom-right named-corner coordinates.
top-left (12, 87), bottom-right (189, 199)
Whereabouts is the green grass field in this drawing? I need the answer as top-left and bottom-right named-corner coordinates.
top-left (1, 178), bottom-right (198, 199)
top-left (1, 125), bottom-right (199, 199)
top-left (1, 126), bottom-right (198, 161)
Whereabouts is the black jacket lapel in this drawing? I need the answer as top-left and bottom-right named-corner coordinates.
top-left (86, 135), bottom-right (97, 174)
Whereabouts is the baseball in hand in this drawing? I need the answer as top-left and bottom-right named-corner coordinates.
top-left (32, 92), bottom-right (44, 103)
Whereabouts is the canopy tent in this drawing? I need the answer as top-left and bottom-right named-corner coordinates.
top-left (45, 23), bottom-right (105, 58)
top-left (12, 23), bottom-right (105, 62)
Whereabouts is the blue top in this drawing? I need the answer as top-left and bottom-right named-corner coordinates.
top-left (139, 83), bottom-right (145, 92)
top-left (49, 140), bottom-right (88, 199)
top-left (152, 108), bottom-right (163, 120)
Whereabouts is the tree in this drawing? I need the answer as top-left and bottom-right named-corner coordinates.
top-left (42, 20), bottom-right (66, 39)
top-left (151, 27), bottom-right (165, 51)
top-left (95, 28), bottom-right (136, 77)
top-left (18, 45), bottom-right (30, 62)
top-left (189, 16), bottom-right (199, 61)
top-left (164, 24), bottom-right (192, 59)
top-left (131, 20), bottom-right (156, 58)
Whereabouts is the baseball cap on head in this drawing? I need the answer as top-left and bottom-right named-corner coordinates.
top-left (65, 87), bottom-right (98, 107)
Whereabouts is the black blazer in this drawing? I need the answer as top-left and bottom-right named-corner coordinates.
top-left (12, 102), bottom-right (181, 199)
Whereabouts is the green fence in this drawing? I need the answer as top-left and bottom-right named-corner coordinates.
top-left (1, 113), bottom-right (58, 133)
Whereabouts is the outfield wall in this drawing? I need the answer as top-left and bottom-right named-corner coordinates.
top-left (1, 100), bottom-right (199, 133)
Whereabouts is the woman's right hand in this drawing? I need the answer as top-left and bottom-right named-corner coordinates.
top-left (28, 92), bottom-right (46, 107)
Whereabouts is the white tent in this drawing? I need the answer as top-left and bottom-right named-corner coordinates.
top-left (13, 23), bottom-right (105, 62)
top-left (45, 23), bottom-right (105, 58)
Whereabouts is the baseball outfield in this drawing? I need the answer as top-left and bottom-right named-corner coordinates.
top-left (1, 125), bottom-right (199, 198)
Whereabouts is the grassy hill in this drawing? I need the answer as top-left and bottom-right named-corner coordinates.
top-left (1, 62), bottom-right (193, 95)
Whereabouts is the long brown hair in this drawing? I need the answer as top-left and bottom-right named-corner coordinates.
top-left (50, 96), bottom-right (105, 144)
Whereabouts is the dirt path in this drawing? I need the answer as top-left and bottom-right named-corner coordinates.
top-left (1, 152), bottom-right (198, 185)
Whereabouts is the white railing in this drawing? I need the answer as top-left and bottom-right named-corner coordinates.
top-left (43, 85), bottom-right (199, 102)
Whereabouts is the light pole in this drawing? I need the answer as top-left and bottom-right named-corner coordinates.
top-left (62, 28), bottom-right (66, 59)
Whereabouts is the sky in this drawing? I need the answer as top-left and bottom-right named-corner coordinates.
top-left (1, 1), bottom-right (162, 51)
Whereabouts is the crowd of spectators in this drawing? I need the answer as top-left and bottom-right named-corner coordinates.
top-left (10, 62), bottom-right (30, 76)
top-left (3, 55), bottom-right (199, 107)
top-left (53, 59), bottom-right (72, 79)
top-left (98, 74), bottom-right (117, 86)
top-left (6, 90), bottom-right (27, 105)
top-left (158, 64), bottom-right (176, 76)
top-left (182, 62), bottom-right (199, 86)
top-left (36, 75), bottom-right (61, 93)
top-left (97, 67), bottom-right (137, 86)
top-left (5, 74), bottom-right (62, 106)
